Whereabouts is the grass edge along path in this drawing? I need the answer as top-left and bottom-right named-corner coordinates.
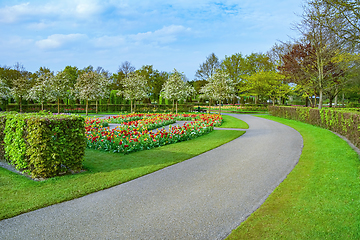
top-left (217, 115), bottom-right (249, 129)
top-left (226, 115), bottom-right (360, 239)
top-left (0, 130), bottom-right (244, 221)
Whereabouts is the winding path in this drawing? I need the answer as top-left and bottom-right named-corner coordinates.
top-left (0, 114), bottom-right (303, 240)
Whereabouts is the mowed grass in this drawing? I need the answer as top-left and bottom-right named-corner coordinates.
top-left (0, 129), bottom-right (245, 220)
top-left (218, 115), bottom-right (249, 129)
top-left (226, 115), bottom-right (360, 239)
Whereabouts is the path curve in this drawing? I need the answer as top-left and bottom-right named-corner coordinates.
top-left (0, 114), bottom-right (303, 240)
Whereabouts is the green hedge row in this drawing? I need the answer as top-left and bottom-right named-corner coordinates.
top-left (268, 106), bottom-right (360, 148)
top-left (0, 112), bottom-right (86, 178)
top-left (3, 104), bottom-right (197, 113)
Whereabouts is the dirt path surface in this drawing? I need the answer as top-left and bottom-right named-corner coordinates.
top-left (0, 114), bottom-right (303, 240)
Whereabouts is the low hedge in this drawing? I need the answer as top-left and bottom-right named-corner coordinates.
top-left (3, 103), bottom-right (196, 113)
top-left (0, 112), bottom-right (86, 178)
top-left (268, 106), bottom-right (360, 148)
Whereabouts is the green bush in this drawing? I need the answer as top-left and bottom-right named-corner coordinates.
top-left (1, 112), bottom-right (86, 178)
top-left (269, 106), bottom-right (360, 148)
top-left (0, 113), bottom-right (7, 159)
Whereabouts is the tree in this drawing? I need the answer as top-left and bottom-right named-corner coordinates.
top-left (195, 53), bottom-right (221, 80)
top-left (95, 66), bottom-right (111, 79)
top-left (244, 70), bottom-right (291, 105)
top-left (200, 70), bottom-right (236, 114)
top-left (110, 71), bottom-right (126, 91)
top-left (221, 53), bottom-right (247, 101)
top-left (311, 0), bottom-right (360, 48)
top-left (221, 53), bottom-right (246, 83)
top-left (27, 71), bottom-right (53, 110)
top-left (220, 52), bottom-right (275, 102)
top-left (75, 71), bottom-right (110, 115)
top-left (0, 65), bottom-right (21, 88)
top-left (117, 72), bottom-right (149, 113)
top-left (188, 80), bottom-right (207, 94)
top-left (48, 70), bottom-right (73, 114)
top-left (118, 61), bottom-right (136, 77)
top-left (137, 65), bottom-right (168, 103)
top-left (62, 66), bottom-right (79, 89)
top-left (0, 78), bottom-right (11, 110)
top-left (161, 69), bottom-right (195, 114)
top-left (292, 1), bottom-right (349, 108)
top-left (11, 76), bottom-right (31, 112)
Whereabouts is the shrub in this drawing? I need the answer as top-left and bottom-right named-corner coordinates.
top-left (269, 106), bottom-right (360, 148)
top-left (1, 112), bottom-right (86, 178)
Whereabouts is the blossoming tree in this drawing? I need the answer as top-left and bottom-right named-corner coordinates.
top-left (11, 76), bottom-right (31, 112)
top-left (161, 69), bottom-right (195, 114)
top-left (74, 71), bottom-right (110, 115)
top-left (27, 72), bottom-right (53, 111)
top-left (0, 78), bottom-right (11, 110)
top-left (48, 70), bottom-right (73, 114)
top-left (200, 69), bottom-right (236, 114)
top-left (117, 72), bottom-right (148, 113)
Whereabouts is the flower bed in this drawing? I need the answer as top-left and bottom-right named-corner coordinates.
top-left (85, 113), bottom-right (222, 154)
top-left (194, 105), bottom-right (268, 112)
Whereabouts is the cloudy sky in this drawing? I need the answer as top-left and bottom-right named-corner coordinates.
top-left (0, 0), bottom-right (304, 79)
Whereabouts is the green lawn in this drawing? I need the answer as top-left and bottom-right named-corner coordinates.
top-left (218, 115), bottom-right (249, 129)
top-left (0, 129), bottom-right (245, 220)
top-left (226, 115), bottom-right (360, 239)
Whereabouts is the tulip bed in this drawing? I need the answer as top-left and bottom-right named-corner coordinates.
top-left (85, 113), bottom-right (222, 154)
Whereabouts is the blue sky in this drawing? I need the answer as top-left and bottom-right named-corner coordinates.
top-left (0, 0), bottom-right (304, 79)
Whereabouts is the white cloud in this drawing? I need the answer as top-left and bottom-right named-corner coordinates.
top-left (36, 34), bottom-right (87, 49)
top-left (0, 3), bottom-right (31, 23)
top-left (130, 25), bottom-right (191, 45)
top-left (74, 0), bottom-right (103, 18)
top-left (91, 35), bottom-right (126, 48)
top-left (0, 0), bottom-right (103, 24)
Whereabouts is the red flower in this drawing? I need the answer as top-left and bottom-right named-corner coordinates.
top-left (124, 144), bottom-right (129, 147)
top-left (119, 141), bottom-right (122, 145)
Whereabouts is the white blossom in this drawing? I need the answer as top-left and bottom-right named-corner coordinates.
top-left (27, 72), bottom-right (53, 109)
top-left (117, 72), bottom-right (148, 112)
top-left (0, 79), bottom-right (11, 100)
top-left (200, 69), bottom-right (236, 114)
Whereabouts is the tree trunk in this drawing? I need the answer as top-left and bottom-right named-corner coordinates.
top-left (96, 100), bottom-right (98, 114)
top-left (19, 96), bottom-right (22, 113)
top-left (208, 100), bottom-right (211, 114)
top-left (41, 102), bottom-right (44, 111)
top-left (172, 100), bottom-right (175, 113)
top-left (86, 99), bottom-right (88, 116)
top-left (130, 100), bottom-right (133, 113)
top-left (57, 98), bottom-right (60, 114)
top-left (342, 93), bottom-right (345, 107)
top-left (329, 96), bottom-right (333, 108)
top-left (176, 101), bottom-right (178, 114)
top-left (219, 100), bottom-right (221, 115)
top-left (334, 94), bottom-right (338, 107)
top-left (318, 89), bottom-right (323, 109)
top-left (134, 100), bottom-right (136, 112)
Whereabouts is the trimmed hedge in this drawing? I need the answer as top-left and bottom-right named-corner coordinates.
top-left (268, 106), bottom-right (360, 148)
top-left (0, 112), bottom-right (86, 178)
top-left (4, 103), bottom-right (196, 113)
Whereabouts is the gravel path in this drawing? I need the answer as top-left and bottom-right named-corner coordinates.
top-left (0, 114), bottom-right (303, 240)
